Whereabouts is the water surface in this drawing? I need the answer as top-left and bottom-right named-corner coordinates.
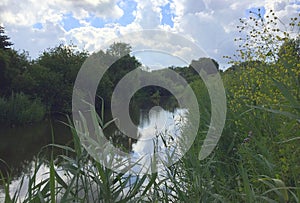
top-left (0, 102), bottom-right (187, 199)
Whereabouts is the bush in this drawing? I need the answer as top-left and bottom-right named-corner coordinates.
top-left (0, 92), bottom-right (46, 125)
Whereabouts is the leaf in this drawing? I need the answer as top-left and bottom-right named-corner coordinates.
top-left (50, 158), bottom-right (56, 203)
top-left (271, 78), bottom-right (300, 110)
top-left (249, 105), bottom-right (299, 121)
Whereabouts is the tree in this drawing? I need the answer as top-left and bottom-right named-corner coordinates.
top-left (96, 42), bottom-right (141, 106)
top-left (106, 42), bottom-right (131, 58)
top-left (38, 44), bottom-right (88, 83)
top-left (169, 57), bottom-right (219, 83)
top-left (0, 26), bottom-right (13, 50)
top-left (13, 64), bottom-right (63, 108)
top-left (34, 44), bottom-right (88, 113)
top-left (0, 49), bottom-right (10, 95)
top-left (0, 49), bottom-right (30, 96)
top-left (190, 57), bottom-right (219, 75)
top-left (0, 26), bottom-right (14, 95)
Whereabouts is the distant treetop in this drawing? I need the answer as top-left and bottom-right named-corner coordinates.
top-left (0, 26), bottom-right (13, 50)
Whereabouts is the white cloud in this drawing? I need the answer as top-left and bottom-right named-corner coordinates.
top-left (264, 0), bottom-right (300, 27)
top-left (133, 0), bottom-right (162, 29)
top-left (0, 0), bottom-right (298, 65)
top-left (166, 0), bottom-right (299, 66)
top-left (6, 24), bottom-right (65, 59)
top-left (61, 0), bottom-right (124, 20)
top-left (66, 26), bottom-right (119, 52)
top-left (0, 0), bottom-right (124, 26)
top-left (0, 0), bottom-right (127, 58)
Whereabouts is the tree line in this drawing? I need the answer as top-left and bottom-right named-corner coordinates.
top-left (0, 26), bottom-right (222, 125)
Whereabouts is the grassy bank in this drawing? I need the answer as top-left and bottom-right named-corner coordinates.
top-left (2, 76), bottom-right (299, 202)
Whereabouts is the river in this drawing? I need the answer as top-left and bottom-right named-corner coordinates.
top-left (0, 100), bottom-right (188, 199)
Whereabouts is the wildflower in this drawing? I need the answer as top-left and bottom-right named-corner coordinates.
top-left (243, 137), bottom-right (251, 144)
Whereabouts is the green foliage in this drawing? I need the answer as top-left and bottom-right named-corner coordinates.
top-left (13, 64), bottom-right (62, 106)
top-left (0, 92), bottom-right (46, 125)
top-left (38, 44), bottom-right (88, 83)
top-left (106, 42), bottom-right (132, 57)
top-left (35, 44), bottom-right (88, 112)
top-left (0, 26), bottom-right (13, 50)
top-left (219, 9), bottom-right (300, 201)
top-left (226, 10), bottom-right (299, 63)
top-left (170, 57), bottom-right (220, 83)
top-left (0, 49), bottom-right (10, 95)
top-left (96, 45), bottom-right (141, 105)
top-left (1, 10), bottom-right (300, 203)
top-left (0, 49), bottom-right (30, 96)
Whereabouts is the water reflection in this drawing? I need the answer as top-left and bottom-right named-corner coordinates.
top-left (102, 104), bottom-right (188, 174)
top-left (0, 117), bottom-right (72, 181)
top-left (135, 106), bottom-right (187, 152)
top-left (0, 98), bottom-right (187, 197)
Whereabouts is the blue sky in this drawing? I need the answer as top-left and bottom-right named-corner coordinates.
top-left (1, 0), bottom-right (299, 69)
top-left (161, 3), bottom-right (175, 27)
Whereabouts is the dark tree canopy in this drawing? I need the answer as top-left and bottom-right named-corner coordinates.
top-left (169, 57), bottom-right (220, 83)
top-left (0, 26), bottom-right (13, 50)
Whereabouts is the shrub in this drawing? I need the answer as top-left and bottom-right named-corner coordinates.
top-left (0, 92), bottom-right (46, 125)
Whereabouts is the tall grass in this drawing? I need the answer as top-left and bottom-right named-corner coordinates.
top-left (2, 113), bottom-right (298, 202)
top-left (1, 76), bottom-right (299, 202)
top-left (0, 92), bottom-right (46, 125)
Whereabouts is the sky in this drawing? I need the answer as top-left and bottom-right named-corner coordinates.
top-left (0, 0), bottom-right (299, 69)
